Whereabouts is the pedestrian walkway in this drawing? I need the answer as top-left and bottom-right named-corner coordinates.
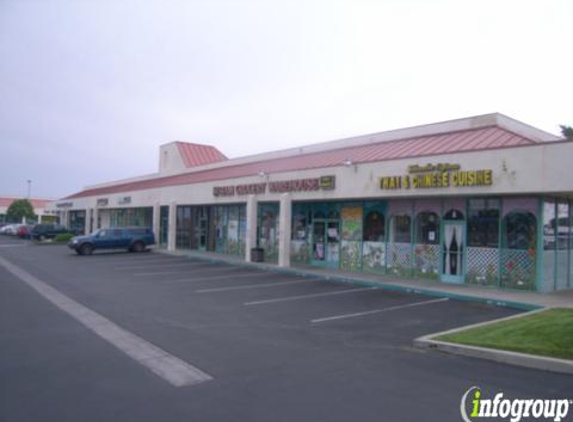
top-left (157, 248), bottom-right (573, 310)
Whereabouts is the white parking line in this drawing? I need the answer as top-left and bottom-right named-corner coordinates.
top-left (114, 261), bottom-right (212, 270)
top-left (164, 271), bottom-right (274, 283)
top-left (132, 266), bottom-right (232, 276)
top-left (310, 297), bottom-right (450, 323)
top-left (0, 256), bottom-right (212, 387)
top-left (244, 286), bottom-right (377, 306)
top-left (90, 258), bottom-right (187, 266)
top-left (196, 279), bottom-right (314, 293)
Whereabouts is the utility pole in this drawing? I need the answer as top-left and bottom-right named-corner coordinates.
top-left (27, 179), bottom-right (32, 199)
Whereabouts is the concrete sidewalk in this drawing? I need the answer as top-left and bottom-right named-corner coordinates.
top-left (158, 248), bottom-right (573, 311)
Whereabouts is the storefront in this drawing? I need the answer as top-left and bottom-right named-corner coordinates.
top-left (289, 196), bottom-right (548, 291)
top-left (175, 204), bottom-right (247, 257)
top-left (47, 114), bottom-right (573, 292)
top-left (68, 210), bottom-right (87, 235)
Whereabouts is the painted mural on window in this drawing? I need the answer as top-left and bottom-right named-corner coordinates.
top-left (340, 206), bottom-right (363, 271)
top-left (362, 210), bottom-right (386, 273)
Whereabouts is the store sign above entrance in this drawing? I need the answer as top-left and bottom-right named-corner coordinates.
top-left (213, 175), bottom-right (336, 197)
top-left (379, 163), bottom-right (493, 190)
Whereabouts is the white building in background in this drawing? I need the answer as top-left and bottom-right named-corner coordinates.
top-left (0, 196), bottom-right (56, 224)
top-left (47, 113), bottom-right (573, 292)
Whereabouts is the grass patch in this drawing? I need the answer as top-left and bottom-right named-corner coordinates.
top-left (436, 308), bottom-right (573, 360)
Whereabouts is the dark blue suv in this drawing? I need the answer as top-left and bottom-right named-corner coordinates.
top-left (68, 227), bottom-right (155, 255)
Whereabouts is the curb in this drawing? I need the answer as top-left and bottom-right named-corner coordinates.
top-left (414, 309), bottom-right (573, 376)
top-left (157, 249), bottom-right (542, 312)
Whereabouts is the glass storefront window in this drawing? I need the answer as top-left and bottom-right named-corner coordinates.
top-left (468, 199), bottom-right (500, 247)
top-left (258, 203), bottom-right (279, 263)
top-left (556, 202), bottom-right (570, 250)
top-left (159, 206), bottom-right (168, 246)
top-left (176, 206), bottom-right (192, 248)
top-left (238, 205), bottom-right (246, 256)
top-left (363, 211), bottom-right (385, 242)
top-left (109, 207), bottom-right (152, 228)
top-left (543, 200), bottom-right (556, 251)
top-left (556, 201), bottom-right (570, 290)
top-left (69, 210), bottom-right (86, 235)
top-left (227, 206), bottom-right (240, 255)
top-left (392, 215), bottom-right (411, 243)
top-left (416, 212), bottom-right (439, 245)
top-left (292, 206), bottom-right (307, 241)
top-left (500, 210), bottom-right (537, 290)
top-left (504, 211), bottom-right (536, 250)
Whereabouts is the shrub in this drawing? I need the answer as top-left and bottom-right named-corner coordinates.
top-left (54, 233), bottom-right (74, 243)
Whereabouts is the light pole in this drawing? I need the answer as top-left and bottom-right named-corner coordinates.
top-left (26, 179), bottom-right (32, 199)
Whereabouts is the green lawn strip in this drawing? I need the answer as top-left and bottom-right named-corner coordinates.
top-left (436, 308), bottom-right (573, 360)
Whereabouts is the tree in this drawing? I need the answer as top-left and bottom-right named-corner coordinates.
top-left (6, 199), bottom-right (36, 223)
top-left (560, 125), bottom-right (573, 140)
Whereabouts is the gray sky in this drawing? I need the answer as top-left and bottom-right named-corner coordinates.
top-left (1, 0), bottom-right (571, 199)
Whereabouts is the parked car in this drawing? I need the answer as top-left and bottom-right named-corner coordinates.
top-left (68, 227), bottom-right (155, 255)
top-left (0, 224), bottom-right (15, 235)
top-left (1, 223), bottom-right (23, 236)
top-left (29, 224), bottom-right (70, 241)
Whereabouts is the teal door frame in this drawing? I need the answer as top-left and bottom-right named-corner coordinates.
top-left (440, 220), bottom-right (466, 283)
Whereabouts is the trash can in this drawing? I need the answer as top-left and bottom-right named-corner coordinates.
top-left (251, 247), bottom-right (265, 262)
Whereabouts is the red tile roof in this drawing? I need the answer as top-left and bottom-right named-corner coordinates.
top-left (176, 142), bottom-right (227, 168)
top-left (0, 197), bottom-right (53, 208)
top-left (64, 126), bottom-right (545, 199)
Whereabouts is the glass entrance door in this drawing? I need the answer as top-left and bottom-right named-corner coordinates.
top-left (326, 220), bottom-right (340, 267)
top-left (441, 221), bottom-right (465, 283)
top-left (311, 218), bottom-right (340, 268)
top-left (195, 207), bottom-right (208, 250)
top-left (312, 219), bottom-right (326, 264)
top-left (159, 206), bottom-right (168, 247)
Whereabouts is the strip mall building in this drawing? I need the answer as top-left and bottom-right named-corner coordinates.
top-left (48, 114), bottom-right (573, 292)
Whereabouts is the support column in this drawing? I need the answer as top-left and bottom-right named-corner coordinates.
top-left (84, 209), bottom-right (91, 235)
top-left (93, 207), bottom-right (99, 231)
top-left (152, 203), bottom-right (160, 242)
top-left (245, 195), bottom-right (258, 262)
top-left (278, 194), bottom-right (292, 267)
top-left (167, 201), bottom-right (177, 251)
top-left (38, 212), bottom-right (43, 224)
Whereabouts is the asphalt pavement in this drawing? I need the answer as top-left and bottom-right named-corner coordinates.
top-left (0, 236), bottom-right (571, 422)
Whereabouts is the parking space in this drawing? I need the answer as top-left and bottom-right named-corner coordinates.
top-left (3, 244), bottom-right (513, 328)
top-left (1, 237), bottom-right (572, 422)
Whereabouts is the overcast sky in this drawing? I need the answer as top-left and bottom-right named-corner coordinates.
top-left (1, 0), bottom-right (571, 199)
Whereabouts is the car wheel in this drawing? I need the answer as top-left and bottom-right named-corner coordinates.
top-left (38, 234), bottom-right (46, 241)
top-left (80, 243), bottom-right (94, 256)
top-left (132, 241), bottom-right (145, 253)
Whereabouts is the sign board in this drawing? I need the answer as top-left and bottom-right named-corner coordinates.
top-left (380, 163), bottom-right (493, 190)
top-left (213, 176), bottom-right (336, 197)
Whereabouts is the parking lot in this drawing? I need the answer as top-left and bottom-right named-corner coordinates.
top-left (1, 235), bottom-right (571, 422)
